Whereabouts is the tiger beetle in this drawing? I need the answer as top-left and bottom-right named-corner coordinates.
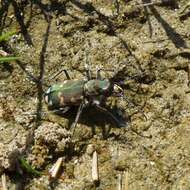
top-left (43, 66), bottom-right (126, 132)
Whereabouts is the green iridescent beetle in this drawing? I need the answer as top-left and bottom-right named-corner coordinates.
top-left (44, 68), bottom-right (125, 129)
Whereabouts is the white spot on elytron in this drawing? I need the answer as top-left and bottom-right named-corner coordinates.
top-left (46, 88), bottom-right (51, 94)
top-left (63, 80), bottom-right (67, 84)
top-left (49, 100), bottom-right (53, 106)
top-left (93, 99), bottom-right (100, 105)
top-left (71, 97), bottom-right (76, 102)
top-left (102, 85), bottom-right (109, 90)
top-left (60, 96), bottom-right (64, 105)
top-left (58, 92), bottom-right (62, 98)
top-left (45, 95), bottom-right (48, 103)
top-left (102, 81), bottom-right (110, 90)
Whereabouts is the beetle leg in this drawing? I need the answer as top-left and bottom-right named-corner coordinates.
top-left (96, 67), bottom-right (102, 80)
top-left (71, 102), bottom-right (85, 134)
top-left (23, 107), bottom-right (70, 116)
top-left (42, 107), bottom-right (71, 115)
top-left (84, 63), bottom-right (92, 80)
top-left (58, 106), bottom-right (70, 114)
top-left (84, 42), bottom-right (92, 80)
top-left (63, 69), bottom-right (71, 80)
top-left (96, 67), bottom-right (115, 80)
top-left (95, 105), bottom-right (126, 127)
top-left (49, 69), bottom-right (71, 81)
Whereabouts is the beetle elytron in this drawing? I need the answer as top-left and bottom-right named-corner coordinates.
top-left (44, 67), bottom-right (125, 130)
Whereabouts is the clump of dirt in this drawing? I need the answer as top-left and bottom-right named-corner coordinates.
top-left (28, 122), bottom-right (71, 168)
top-left (1, 0), bottom-right (190, 189)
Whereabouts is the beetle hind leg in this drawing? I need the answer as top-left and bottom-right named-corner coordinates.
top-left (71, 102), bottom-right (86, 135)
top-left (96, 67), bottom-right (115, 80)
top-left (49, 69), bottom-right (71, 81)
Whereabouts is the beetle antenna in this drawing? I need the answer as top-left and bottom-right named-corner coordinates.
top-left (84, 41), bottom-right (92, 80)
top-left (122, 96), bottom-right (147, 121)
top-left (43, 69), bottom-right (71, 84)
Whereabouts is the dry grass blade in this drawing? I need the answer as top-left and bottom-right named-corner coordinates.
top-left (92, 150), bottom-right (99, 183)
top-left (118, 173), bottom-right (122, 190)
top-left (1, 173), bottom-right (8, 190)
top-left (0, 50), bottom-right (19, 63)
top-left (124, 171), bottom-right (129, 190)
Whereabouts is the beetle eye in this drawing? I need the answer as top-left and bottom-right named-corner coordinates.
top-left (44, 94), bottom-right (49, 103)
top-left (43, 87), bottom-right (52, 103)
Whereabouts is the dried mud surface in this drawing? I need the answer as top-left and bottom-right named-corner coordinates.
top-left (0, 0), bottom-right (190, 189)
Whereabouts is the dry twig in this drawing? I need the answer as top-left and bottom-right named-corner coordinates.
top-left (92, 151), bottom-right (99, 183)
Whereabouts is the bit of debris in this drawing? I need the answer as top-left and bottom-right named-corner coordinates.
top-left (49, 157), bottom-right (64, 179)
top-left (117, 173), bottom-right (122, 190)
top-left (92, 150), bottom-right (99, 183)
top-left (124, 171), bottom-right (129, 190)
top-left (1, 173), bottom-right (8, 190)
top-left (0, 50), bottom-right (19, 63)
top-left (0, 50), bottom-right (9, 57)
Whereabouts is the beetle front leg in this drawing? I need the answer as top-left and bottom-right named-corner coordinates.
top-left (96, 67), bottom-right (115, 80)
top-left (96, 67), bottom-right (102, 80)
top-left (62, 69), bottom-right (71, 80)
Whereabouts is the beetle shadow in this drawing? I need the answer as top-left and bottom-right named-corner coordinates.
top-left (11, 0), bottom-right (33, 46)
top-left (0, 0), bottom-right (11, 32)
top-left (0, 62), bottom-right (14, 79)
top-left (69, 0), bottom-right (145, 72)
top-left (144, 1), bottom-right (187, 49)
top-left (55, 105), bottom-right (127, 139)
top-left (0, 0), bottom-right (67, 45)
top-left (34, 0), bottom-right (67, 17)
top-left (180, 11), bottom-right (190, 21)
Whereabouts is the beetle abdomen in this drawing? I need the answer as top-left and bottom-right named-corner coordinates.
top-left (45, 80), bottom-right (86, 109)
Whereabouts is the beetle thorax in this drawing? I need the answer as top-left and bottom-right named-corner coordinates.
top-left (84, 79), bottom-right (111, 96)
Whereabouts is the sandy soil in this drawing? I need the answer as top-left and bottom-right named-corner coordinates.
top-left (0, 0), bottom-right (190, 189)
